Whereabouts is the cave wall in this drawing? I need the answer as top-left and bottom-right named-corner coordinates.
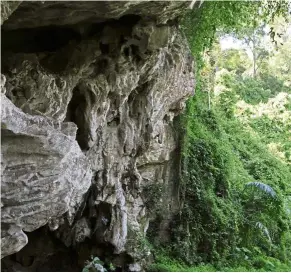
top-left (1, 1), bottom-right (195, 271)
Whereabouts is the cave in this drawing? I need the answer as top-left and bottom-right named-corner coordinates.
top-left (1, 226), bottom-right (133, 272)
top-left (1, 227), bottom-right (80, 272)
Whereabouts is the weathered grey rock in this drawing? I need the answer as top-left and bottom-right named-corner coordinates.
top-left (52, 23), bottom-right (194, 259)
top-left (1, 91), bottom-right (92, 258)
top-left (2, 1), bottom-right (189, 30)
top-left (1, 73), bottom-right (6, 94)
top-left (129, 263), bottom-right (142, 272)
top-left (0, 1), bottom-right (22, 25)
top-left (1, 0), bottom-right (195, 270)
top-left (1, 224), bottom-right (28, 259)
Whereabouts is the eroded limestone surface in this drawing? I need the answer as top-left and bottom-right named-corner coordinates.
top-left (1, 90), bottom-right (92, 258)
top-left (1, 1), bottom-right (195, 271)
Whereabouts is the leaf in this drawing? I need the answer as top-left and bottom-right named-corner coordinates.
top-left (241, 247), bottom-right (251, 253)
top-left (245, 181), bottom-right (276, 198)
top-left (255, 221), bottom-right (272, 243)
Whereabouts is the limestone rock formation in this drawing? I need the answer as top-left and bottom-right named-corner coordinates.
top-left (1, 89), bottom-right (92, 258)
top-left (1, 1), bottom-right (195, 271)
top-left (0, 1), bottom-right (22, 25)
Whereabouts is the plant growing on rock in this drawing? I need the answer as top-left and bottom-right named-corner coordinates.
top-left (82, 256), bottom-right (107, 272)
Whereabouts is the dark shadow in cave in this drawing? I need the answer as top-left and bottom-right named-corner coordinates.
top-left (1, 223), bottom-right (134, 272)
top-left (1, 25), bottom-right (81, 53)
top-left (72, 185), bottom-right (134, 272)
top-left (65, 85), bottom-right (90, 151)
top-left (0, 226), bottom-right (79, 272)
top-left (1, 13), bottom-right (141, 54)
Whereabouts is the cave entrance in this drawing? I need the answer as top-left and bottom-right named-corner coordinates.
top-left (0, 226), bottom-right (79, 272)
top-left (0, 226), bottom-right (133, 272)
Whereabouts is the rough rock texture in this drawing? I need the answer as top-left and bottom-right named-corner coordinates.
top-left (0, 1), bottom-right (22, 25)
top-left (3, 1), bottom-right (188, 29)
top-left (1, 1), bottom-right (195, 271)
top-left (1, 89), bottom-right (92, 258)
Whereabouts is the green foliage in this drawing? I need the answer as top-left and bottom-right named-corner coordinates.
top-left (182, 1), bottom-right (260, 59)
top-left (83, 256), bottom-right (107, 272)
top-left (147, 248), bottom-right (291, 272)
top-left (245, 182), bottom-right (276, 198)
top-left (181, 0), bottom-right (290, 91)
top-left (181, 1), bottom-right (260, 94)
top-left (152, 76), bottom-right (291, 271)
top-left (234, 78), bottom-right (274, 104)
top-left (225, 75), bottom-right (288, 104)
top-left (127, 227), bottom-right (152, 261)
top-left (147, 250), bottom-right (217, 272)
top-left (142, 183), bottom-right (164, 213)
top-left (217, 49), bottom-right (251, 75)
top-left (166, 92), bottom-right (239, 264)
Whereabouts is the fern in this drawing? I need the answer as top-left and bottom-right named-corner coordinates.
top-left (255, 221), bottom-right (272, 244)
top-left (245, 181), bottom-right (276, 198)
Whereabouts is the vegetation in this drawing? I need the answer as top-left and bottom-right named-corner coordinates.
top-left (147, 1), bottom-right (291, 272)
top-left (83, 256), bottom-right (112, 272)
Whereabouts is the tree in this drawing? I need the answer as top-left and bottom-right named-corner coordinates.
top-left (240, 24), bottom-right (270, 78)
top-left (216, 47), bottom-right (251, 76)
top-left (267, 15), bottom-right (291, 83)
